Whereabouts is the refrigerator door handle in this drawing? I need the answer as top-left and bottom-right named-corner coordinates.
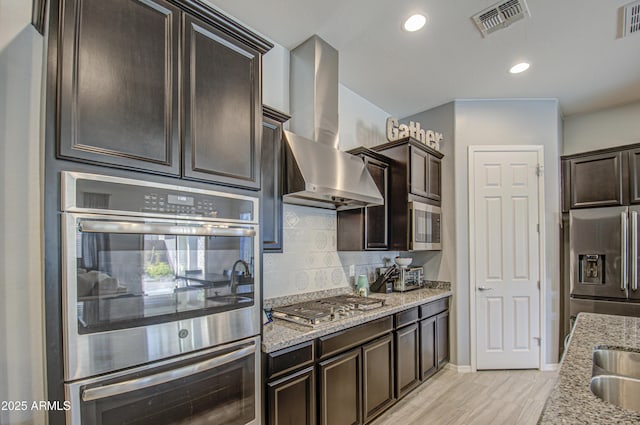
top-left (632, 211), bottom-right (638, 291)
top-left (622, 212), bottom-right (629, 291)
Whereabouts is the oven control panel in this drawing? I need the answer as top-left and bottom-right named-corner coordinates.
top-left (143, 193), bottom-right (218, 218)
top-left (64, 171), bottom-right (256, 222)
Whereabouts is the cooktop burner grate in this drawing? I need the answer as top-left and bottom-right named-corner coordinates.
top-left (271, 295), bottom-right (385, 327)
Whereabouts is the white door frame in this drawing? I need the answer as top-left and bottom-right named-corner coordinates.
top-left (468, 145), bottom-right (546, 372)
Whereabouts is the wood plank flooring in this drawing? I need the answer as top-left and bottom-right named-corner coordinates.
top-left (372, 367), bottom-right (558, 425)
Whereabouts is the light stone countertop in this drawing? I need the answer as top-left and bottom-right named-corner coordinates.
top-left (538, 312), bottom-right (640, 424)
top-left (262, 287), bottom-right (452, 353)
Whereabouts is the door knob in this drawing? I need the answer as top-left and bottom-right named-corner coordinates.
top-left (477, 286), bottom-right (494, 291)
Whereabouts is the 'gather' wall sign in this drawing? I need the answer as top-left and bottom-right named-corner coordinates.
top-left (386, 117), bottom-right (443, 151)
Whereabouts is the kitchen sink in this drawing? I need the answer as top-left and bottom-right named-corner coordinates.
top-left (592, 349), bottom-right (640, 379)
top-left (590, 375), bottom-right (640, 412)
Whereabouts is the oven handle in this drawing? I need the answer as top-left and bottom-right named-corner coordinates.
top-left (78, 220), bottom-right (256, 237)
top-left (82, 344), bottom-right (255, 402)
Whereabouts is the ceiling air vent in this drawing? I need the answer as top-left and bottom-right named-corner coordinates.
top-left (472, 0), bottom-right (531, 37)
top-left (623, 0), bottom-right (640, 37)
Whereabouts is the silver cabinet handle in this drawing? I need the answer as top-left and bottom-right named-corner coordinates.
top-left (79, 220), bottom-right (256, 237)
top-left (633, 211), bottom-right (638, 291)
top-left (622, 212), bottom-right (628, 291)
top-left (82, 344), bottom-right (255, 402)
top-left (477, 286), bottom-right (494, 291)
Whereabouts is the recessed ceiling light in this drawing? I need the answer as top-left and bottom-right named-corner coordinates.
top-left (403, 14), bottom-right (427, 32)
top-left (509, 62), bottom-right (530, 74)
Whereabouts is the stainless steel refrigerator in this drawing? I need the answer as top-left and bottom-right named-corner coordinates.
top-left (569, 205), bottom-right (640, 319)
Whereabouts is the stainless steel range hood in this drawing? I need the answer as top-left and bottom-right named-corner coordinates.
top-left (283, 130), bottom-right (384, 209)
top-left (283, 35), bottom-right (383, 210)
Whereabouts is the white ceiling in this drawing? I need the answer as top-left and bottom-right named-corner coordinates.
top-left (207, 0), bottom-right (640, 118)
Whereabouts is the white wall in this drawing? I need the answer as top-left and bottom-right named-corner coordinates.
top-left (262, 43), bottom-right (290, 114)
top-left (453, 99), bottom-right (561, 367)
top-left (0, 1), bottom-right (46, 424)
top-left (339, 84), bottom-right (390, 151)
top-left (563, 100), bottom-right (640, 155)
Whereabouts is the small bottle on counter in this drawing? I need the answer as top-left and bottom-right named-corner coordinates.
top-left (356, 274), bottom-right (369, 297)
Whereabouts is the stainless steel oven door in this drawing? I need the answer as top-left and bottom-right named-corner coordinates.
top-left (409, 201), bottom-right (441, 251)
top-left (62, 213), bottom-right (260, 380)
top-left (65, 336), bottom-right (260, 425)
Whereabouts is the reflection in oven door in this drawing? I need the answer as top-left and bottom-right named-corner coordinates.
top-left (65, 337), bottom-right (260, 425)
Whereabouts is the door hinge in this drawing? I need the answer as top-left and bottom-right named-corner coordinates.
top-left (536, 164), bottom-right (544, 176)
top-left (537, 280), bottom-right (541, 289)
top-left (537, 223), bottom-right (540, 233)
top-left (533, 337), bottom-right (541, 346)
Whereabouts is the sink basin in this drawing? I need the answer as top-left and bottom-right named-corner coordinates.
top-left (590, 375), bottom-right (640, 412)
top-left (593, 349), bottom-right (640, 378)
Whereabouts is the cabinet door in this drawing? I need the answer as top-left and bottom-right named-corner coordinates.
top-left (569, 152), bottom-right (626, 208)
top-left (364, 158), bottom-right (389, 250)
top-left (261, 115), bottom-right (283, 252)
top-left (436, 311), bottom-right (450, 368)
top-left (409, 147), bottom-right (429, 198)
top-left (362, 334), bottom-right (394, 423)
top-left (394, 323), bottom-right (420, 399)
top-left (183, 14), bottom-right (262, 189)
top-left (629, 149), bottom-right (640, 204)
top-left (58, 0), bottom-right (180, 175)
top-left (267, 366), bottom-right (316, 425)
top-left (319, 348), bottom-right (362, 425)
top-left (426, 155), bottom-right (441, 203)
top-left (419, 316), bottom-right (437, 380)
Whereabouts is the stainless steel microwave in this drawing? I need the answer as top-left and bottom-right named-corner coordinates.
top-left (409, 201), bottom-right (441, 251)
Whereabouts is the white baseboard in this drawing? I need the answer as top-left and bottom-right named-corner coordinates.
top-left (541, 363), bottom-right (559, 372)
top-left (445, 363), bottom-right (473, 373)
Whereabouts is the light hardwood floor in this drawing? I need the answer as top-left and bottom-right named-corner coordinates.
top-left (372, 367), bottom-right (558, 425)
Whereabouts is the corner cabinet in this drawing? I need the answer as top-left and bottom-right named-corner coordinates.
top-left (53, 0), bottom-right (271, 189)
top-left (261, 106), bottom-right (291, 252)
top-left (337, 148), bottom-right (391, 251)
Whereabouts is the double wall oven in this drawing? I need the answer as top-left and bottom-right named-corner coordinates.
top-left (60, 172), bottom-right (261, 425)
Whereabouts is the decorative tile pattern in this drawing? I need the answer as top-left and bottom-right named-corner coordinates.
top-left (263, 204), bottom-right (401, 299)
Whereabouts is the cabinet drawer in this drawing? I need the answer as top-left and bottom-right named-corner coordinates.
top-left (267, 340), bottom-right (315, 380)
top-left (420, 298), bottom-right (449, 319)
top-left (318, 316), bottom-right (393, 360)
top-left (394, 307), bottom-right (419, 328)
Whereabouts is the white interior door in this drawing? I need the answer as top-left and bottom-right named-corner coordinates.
top-left (471, 147), bottom-right (542, 370)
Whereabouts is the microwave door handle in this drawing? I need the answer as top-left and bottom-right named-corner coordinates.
top-left (622, 212), bottom-right (628, 291)
top-left (78, 220), bottom-right (256, 237)
top-left (633, 211), bottom-right (638, 291)
top-left (82, 344), bottom-right (255, 402)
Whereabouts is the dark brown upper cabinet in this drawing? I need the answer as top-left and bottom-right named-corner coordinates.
top-left (261, 106), bottom-right (291, 252)
top-left (568, 151), bottom-right (626, 209)
top-left (57, 0), bottom-right (181, 175)
top-left (337, 148), bottom-right (390, 251)
top-left (182, 13), bottom-right (263, 189)
top-left (629, 148), bottom-right (640, 205)
top-left (53, 0), bottom-right (271, 188)
top-left (373, 137), bottom-right (444, 206)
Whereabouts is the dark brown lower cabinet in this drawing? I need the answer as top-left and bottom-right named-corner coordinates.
top-left (395, 323), bottom-right (420, 398)
top-left (419, 315), bottom-right (437, 380)
top-left (267, 366), bottom-right (315, 425)
top-left (319, 348), bottom-right (362, 425)
top-left (437, 311), bottom-right (450, 368)
top-left (362, 334), bottom-right (395, 423)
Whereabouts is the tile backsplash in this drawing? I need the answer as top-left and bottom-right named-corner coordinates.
top-left (263, 204), bottom-right (398, 299)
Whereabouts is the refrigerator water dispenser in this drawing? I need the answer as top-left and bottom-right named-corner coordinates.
top-left (578, 254), bottom-right (605, 284)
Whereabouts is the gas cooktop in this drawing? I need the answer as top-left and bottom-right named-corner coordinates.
top-left (271, 295), bottom-right (385, 327)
